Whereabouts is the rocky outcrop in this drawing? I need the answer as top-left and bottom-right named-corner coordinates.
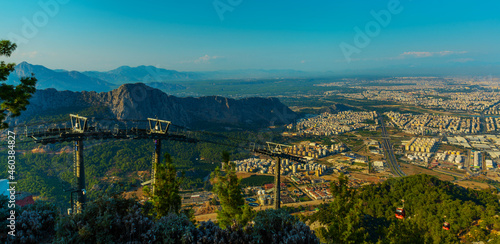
top-left (15, 83), bottom-right (297, 129)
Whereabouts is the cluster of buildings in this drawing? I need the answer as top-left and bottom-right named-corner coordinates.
top-left (485, 117), bottom-right (500, 132)
top-left (232, 157), bottom-right (330, 176)
top-left (386, 112), bottom-right (481, 135)
top-left (294, 111), bottom-right (378, 136)
top-left (445, 135), bottom-right (500, 170)
top-left (283, 142), bottom-right (347, 160)
top-left (405, 150), bottom-right (464, 169)
top-left (405, 152), bottom-right (433, 166)
top-left (403, 134), bottom-right (500, 171)
top-left (485, 104), bottom-right (500, 115)
top-left (403, 137), bottom-right (439, 153)
top-left (303, 184), bottom-right (332, 200)
top-left (435, 151), bottom-right (463, 165)
top-left (289, 166), bottom-right (330, 185)
top-left (342, 88), bottom-right (500, 113)
top-left (444, 92), bottom-right (500, 112)
top-left (447, 135), bottom-right (500, 159)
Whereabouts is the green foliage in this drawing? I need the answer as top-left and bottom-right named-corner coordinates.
top-left (0, 134), bottom-right (238, 210)
top-left (211, 151), bottom-right (255, 229)
top-left (146, 213), bottom-right (198, 244)
top-left (312, 173), bottom-right (368, 243)
top-left (54, 195), bottom-right (154, 243)
top-left (14, 201), bottom-right (59, 244)
top-left (311, 174), bottom-right (500, 243)
top-left (252, 209), bottom-right (320, 244)
top-left (0, 196), bottom-right (58, 244)
top-left (51, 194), bottom-right (315, 243)
top-left (149, 153), bottom-right (183, 217)
top-left (240, 175), bottom-right (275, 187)
top-left (0, 151), bottom-right (73, 210)
top-left (0, 40), bottom-right (37, 129)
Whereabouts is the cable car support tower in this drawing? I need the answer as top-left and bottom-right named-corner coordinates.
top-left (28, 115), bottom-right (197, 214)
top-left (252, 142), bottom-right (307, 209)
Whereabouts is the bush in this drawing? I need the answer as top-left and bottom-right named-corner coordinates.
top-left (252, 209), bottom-right (319, 244)
top-left (54, 195), bottom-right (154, 244)
top-left (197, 221), bottom-right (253, 244)
top-left (48, 195), bottom-right (319, 243)
top-left (144, 213), bottom-right (198, 244)
top-left (0, 200), bottom-right (58, 244)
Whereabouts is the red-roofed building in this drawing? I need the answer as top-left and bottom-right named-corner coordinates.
top-left (264, 183), bottom-right (286, 190)
top-left (16, 194), bottom-right (35, 207)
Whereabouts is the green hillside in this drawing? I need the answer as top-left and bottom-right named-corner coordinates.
top-left (310, 174), bottom-right (500, 243)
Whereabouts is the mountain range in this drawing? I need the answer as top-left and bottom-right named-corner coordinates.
top-left (6, 62), bottom-right (321, 92)
top-left (6, 62), bottom-right (114, 92)
top-left (82, 65), bottom-right (201, 84)
top-left (7, 62), bottom-right (500, 93)
top-left (10, 83), bottom-right (297, 129)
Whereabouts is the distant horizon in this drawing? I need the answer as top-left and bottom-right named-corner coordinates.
top-left (12, 61), bottom-right (500, 78)
top-left (2, 1), bottom-right (499, 74)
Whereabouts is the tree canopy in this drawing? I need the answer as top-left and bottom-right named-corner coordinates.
top-left (211, 151), bottom-right (254, 229)
top-left (0, 40), bottom-right (37, 129)
top-left (145, 152), bottom-right (183, 218)
top-left (310, 174), bottom-right (500, 243)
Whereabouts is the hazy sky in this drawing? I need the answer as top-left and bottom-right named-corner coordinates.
top-left (2, 0), bottom-right (499, 72)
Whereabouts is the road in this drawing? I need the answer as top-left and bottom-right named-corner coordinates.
top-left (379, 115), bottom-right (406, 177)
top-left (480, 99), bottom-right (500, 133)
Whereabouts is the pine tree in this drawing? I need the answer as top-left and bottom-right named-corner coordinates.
top-left (0, 40), bottom-right (37, 129)
top-left (211, 151), bottom-right (254, 229)
top-left (146, 153), bottom-right (183, 218)
top-left (311, 173), bottom-right (367, 243)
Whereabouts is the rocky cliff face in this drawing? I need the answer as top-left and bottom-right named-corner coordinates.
top-left (15, 83), bottom-right (297, 129)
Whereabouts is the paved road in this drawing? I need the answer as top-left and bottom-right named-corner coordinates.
top-left (480, 99), bottom-right (500, 133)
top-left (379, 115), bottom-right (406, 177)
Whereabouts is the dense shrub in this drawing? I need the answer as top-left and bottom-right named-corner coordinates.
top-left (197, 221), bottom-right (253, 244)
top-left (143, 213), bottom-right (198, 244)
top-left (52, 195), bottom-right (318, 244)
top-left (54, 195), bottom-right (154, 243)
top-left (0, 196), bottom-right (58, 244)
top-left (15, 201), bottom-right (58, 243)
top-left (252, 209), bottom-right (319, 244)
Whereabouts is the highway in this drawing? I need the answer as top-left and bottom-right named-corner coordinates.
top-left (379, 115), bottom-right (406, 177)
top-left (480, 99), bottom-right (500, 133)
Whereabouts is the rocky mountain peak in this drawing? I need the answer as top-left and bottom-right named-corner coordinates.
top-left (14, 83), bottom-right (297, 129)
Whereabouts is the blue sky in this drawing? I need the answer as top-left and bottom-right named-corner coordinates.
top-left (1, 0), bottom-right (499, 73)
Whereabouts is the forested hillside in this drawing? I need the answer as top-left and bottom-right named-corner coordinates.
top-left (0, 130), bottom-right (268, 209)
top-left (310, 174), bottom-right (500, 243)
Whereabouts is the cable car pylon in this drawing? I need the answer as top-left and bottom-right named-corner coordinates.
top-left (251, 142), bottom-right (307, 209)
top-left (28, 114), bottom-right (198, 214)
top-left (147, 118), bottom-right (170, 196)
